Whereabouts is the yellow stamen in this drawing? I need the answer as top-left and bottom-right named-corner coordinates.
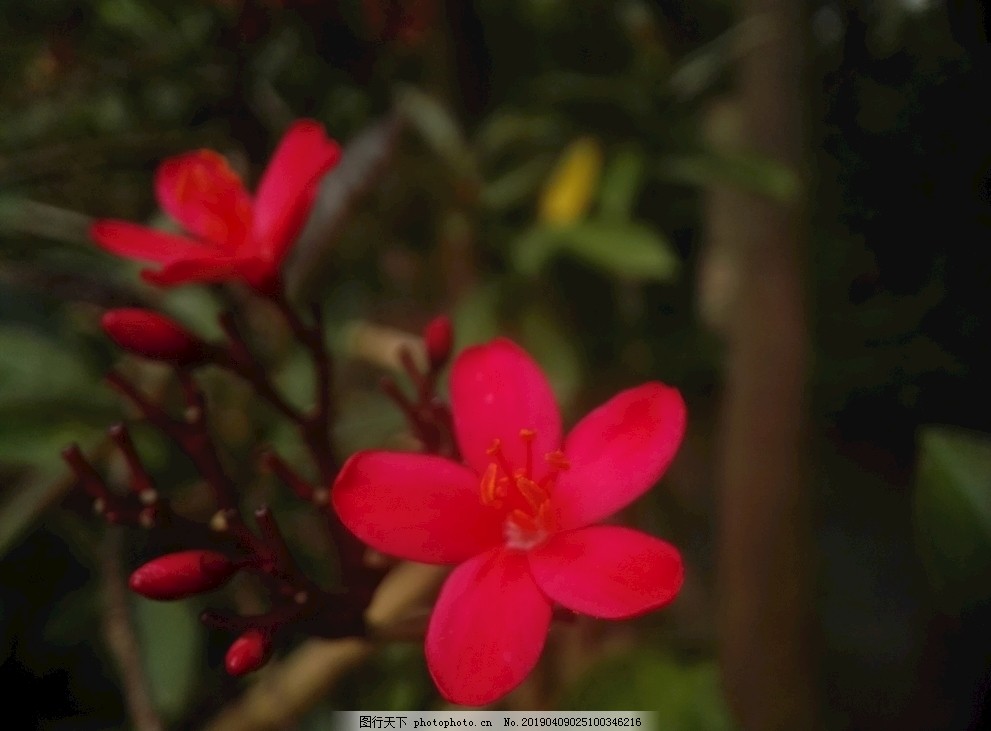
top-left (520, 428), bottom-right (536, 477)
top-left (515, 476), bottom-right (549, 510)
top-left (479, 430), bottom-right (559, 550)
top-left (486, 438), bottom-right (515, 477)
top-left (535, 500), bottom-right (552, 528)
top-left (545, 450), bottom-right (571, 470)
top-left (480, 463), bottom-right (501, 506)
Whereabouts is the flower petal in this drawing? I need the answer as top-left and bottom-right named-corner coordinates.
top-left (155, 150), bottom-right (253, 249)
top-left (251, 120), bottom-right (341, 261)
top-left (331, 451), bottom-right (502, 564)
top-left (426, 547), bottom-right (552, 706)
top-left (553, 382), bottom-right (685, 529)
top-left (140, 255), bottom-right (271, 289)
top-left (528, 525), bottom-right (683, 619)
top-left (450, 338), bottom-right (562, 477)
top-left (90, 220), bottom-right (205, 265)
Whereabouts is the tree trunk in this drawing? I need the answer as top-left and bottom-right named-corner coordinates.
top-left (711, 2), bottom-right (818, 729)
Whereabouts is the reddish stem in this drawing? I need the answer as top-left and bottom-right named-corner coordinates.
top-left (252, 505), bottom-right (317, 593)
top-left (261, 450), bottom-right (319, 503)
top-left (380, 348), bottom-right (457, 458)
top-left (69, 282), bottom-right (397, 655)
top-left (105, 369), bottom-right (271, 558)
top-left (266, 289), bottom-right (379, 589)
top-left (62, 443), bottom-right (112, 504)
top-left (108, 423), bottom-right (157, 501)
top-left (216, 312), bottom-right (303, 424)
top-left (271, 291), bottom-right (337, 483)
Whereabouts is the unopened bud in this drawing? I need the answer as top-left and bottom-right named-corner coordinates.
top-left (225, 629), bottom-right (272, 676)
top-left (128, 550), bottom-right (237, 600)
top-left (422, 315), bottom-right (453, 369)
top-left (102, 308), bottom-right (206, 365)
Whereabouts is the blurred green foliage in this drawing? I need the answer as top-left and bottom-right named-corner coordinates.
top-left (564, 650), bottom-right (733, 730)
top-left (914, 427), bottom-right (991, 612)
top-left (135, 598), bottom-right (204, 720)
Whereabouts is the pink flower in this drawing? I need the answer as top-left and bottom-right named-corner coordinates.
top-left (90, 120), bottom-right (341, 293)
top-left (332, 339), bottom-right (686, 706)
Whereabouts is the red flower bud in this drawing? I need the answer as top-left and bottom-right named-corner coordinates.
top-left (102, 308), bottom-right (206, 365)
top-left (129, 550), bottom-right (237, 600)
top-left (225, 629), bottom-right (272, 676)
top-left (423, 315), bottom-right (453, 369)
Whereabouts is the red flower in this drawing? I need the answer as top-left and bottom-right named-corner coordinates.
top-left (90, 120), bottom-right (341, 293)
top-left (332, 339), bottom-right (686, 706)
top-left (102, 308), bottom-right (207, 365)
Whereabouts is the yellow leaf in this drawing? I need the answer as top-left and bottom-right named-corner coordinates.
top-left (538, 137), bottom-right (603, 225)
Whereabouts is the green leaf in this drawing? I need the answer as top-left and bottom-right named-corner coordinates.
top-left (668, 17), bottom-right (771, 101)
top-left (597, 149), bottom-right (645, 221)
top-left (452, 282), bottom-right (503, 351)
top-left (0, 198), bottom-right (93, 247)
top-left (97, 0), bottom-right (172, 42)
top-left (519, 308), bottom-right (583, 409)
top-left (512, 222), bottom-right (680, 282)
top-left (0, 328), bottom-right (112, 504)
top-left (134, 598), bottom-right (203, 721)
top-left (396, 87), bottom-right (477, 183)
top-left (335, 389), bottom-right (407, 455)
top-left (0, 414), bottom-right (104, 466)
top-left (44, 587), bottom-right (99, 646)
top-left (0, 330), bottom-right (107, 561)
top-left (286, 116), bottom-right (404, 298)
top-left (658, 152), bottom-right (800, 203)
top-left (913, 426), bottom-right (991, 611)
top-left (0, 473), bottom-right (73, 559)
top-left (481, 155), bottom-right (555, 211)
top-left (0, 327), bottom-right (107, 412)
top-left (330, 644), bottom-right (434, 711)
top-left (562, 648), bottom-right (735, 729)
top-left (473, 111), bottom-right (560, 161)
top-left (298, 705), bottom-right (341, 731)
top-left (157, 286), bottom-right (224, 340)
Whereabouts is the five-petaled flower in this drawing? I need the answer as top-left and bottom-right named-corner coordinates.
top-left (90, 119), bottom-right (341, 293)
top-left (332, 338), bottom-right (686, 706)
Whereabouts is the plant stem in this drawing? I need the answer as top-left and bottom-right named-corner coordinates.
top-left (271, 291), bottom-right (337, 483)
top-left (99, 529), bottom-right (164, 731)
top-left (267, 289), bottom-right (376, 588)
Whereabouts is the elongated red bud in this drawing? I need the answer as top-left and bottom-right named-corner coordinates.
top-left (423, 315), bottom-right (453, 369)
top-left (225, 629), bottom-right (272, 676)
top-left (102, 308), bottom-right (206, 365)
top-left (129, 550), bottom-right (237, 600)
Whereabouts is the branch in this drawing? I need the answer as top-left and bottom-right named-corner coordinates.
top-left (99, 529), bottom-right (164, 731)
top-left (271, 293), bottom-right (337, 483)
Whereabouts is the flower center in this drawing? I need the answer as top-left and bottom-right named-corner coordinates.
top-left (479, 429), bottom-right (570, 550)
